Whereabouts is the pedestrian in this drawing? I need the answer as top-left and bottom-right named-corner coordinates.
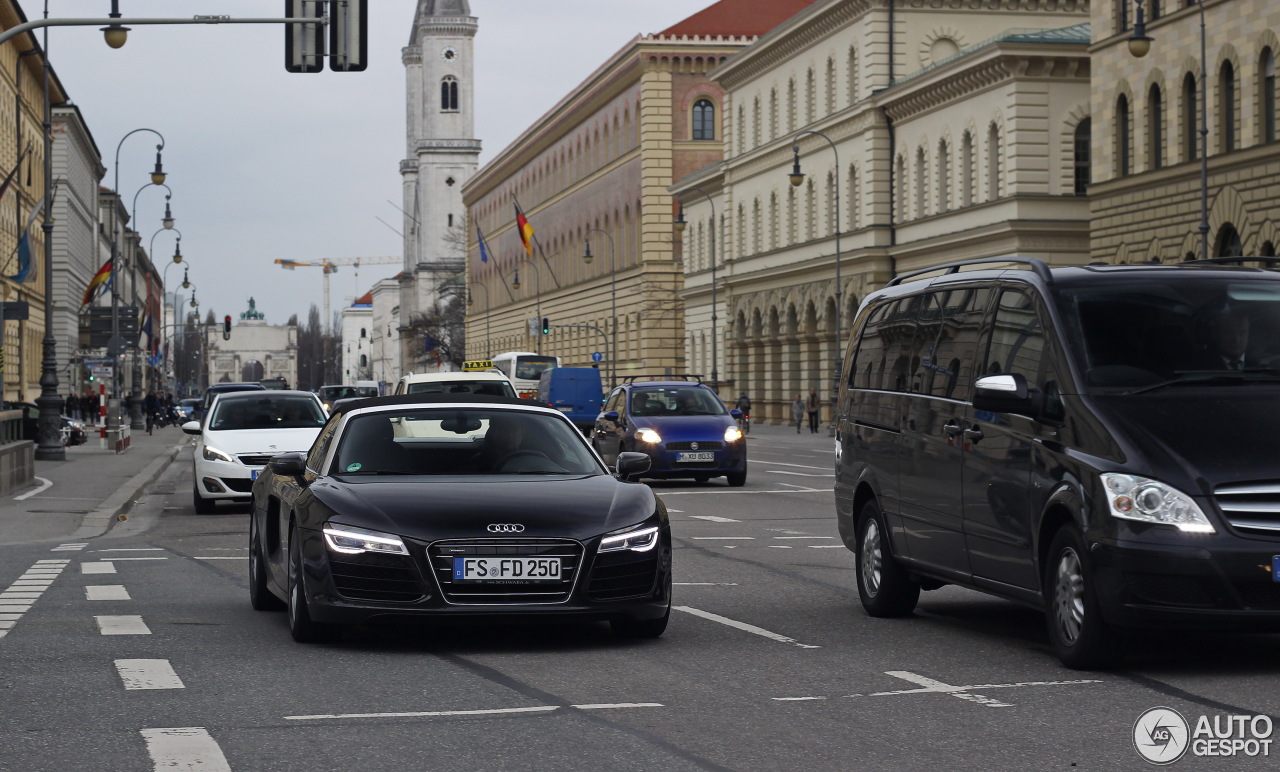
top-left (144, 390), bottom-right (159, 434)
top-left (791, 394), bottom-right (805, 433)
top-left (66, 393), bottom-right (78, 421)
top-left (806, 388), bottom-right (820, 433)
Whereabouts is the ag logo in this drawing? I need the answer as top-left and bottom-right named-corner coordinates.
top-left (1134, 707), bottom-right (1190, 765)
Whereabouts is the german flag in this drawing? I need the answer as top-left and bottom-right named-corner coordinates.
top-left (81, 259), bottom-right (113, 306)
top-left (514, 201), bottom-right (534, 256)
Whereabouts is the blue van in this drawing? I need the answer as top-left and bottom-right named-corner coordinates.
top-left (538, 367), bottom-right (603, 434)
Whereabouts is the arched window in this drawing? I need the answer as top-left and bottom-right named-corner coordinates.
top-left (441, 76), bottom-right (459, 111)
top-left (737, 105), bottom-right (746, 154)
top-left (961, 131), bottom-right (974, 206)
top-left (896, 154), bottom-right (907, 221)
top-left (937, 140), bottom-right (950, 213)
top-left (1148, 85), bottom-right (1163, 170)
top-left (825, 57), bottom-right (836, 117)
top-left (769, 193), bottom-right (779, 251)
top-left (915, 147), bottom-right (927, 218)
top-left (359, 354), bottom-right (368, 368)
top-left (1220, 61), bottom-right (1236, 153)
top-left (786, 187), bottom-right (797, 245)
top-left (1117, 94), bottom-right (1131, 176)
top-left (1215, 223), bottom-right (1242, 257)
top-left (769, 89), bottom-right (778, 140)
top-left (986, 124), bottom-right (1002, 201)
top-left (360, 327), bottom-right (367, 339)
top-left (848, 164), bottom-right (859, 229)
top-left (752, 96), bottom-right (761, 148)
top-left (1263, 49), bottom-right (1276, 143)
top-left (1261, 240), bottom-right (1276, 257)
top-left (787, 78), bottom-right (797, 133)
top-left (1183, 73), bottom-right (1198, 161)
top-left (1074, 118), bottom-right (1091, 195)
top-left (847, 46), bottom-right (859, 105)
top-left (692, 99), bottom-right (715, 140)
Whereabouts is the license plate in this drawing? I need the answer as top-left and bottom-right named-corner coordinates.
top-left (1274, 555), bottom-right (1280, 583)
top-left (677, 451), bottom-right (715, 462)
top-left (453, 557), bottom-right (561, 581)
top-left (250, 469), bottom-right (259, 481)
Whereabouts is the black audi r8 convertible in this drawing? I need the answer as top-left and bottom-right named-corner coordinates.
top-left (248, 393), bottom-right (671, 642)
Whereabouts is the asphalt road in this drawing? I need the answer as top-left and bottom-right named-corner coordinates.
top-left (2, 427), bottom-right (1277, 771)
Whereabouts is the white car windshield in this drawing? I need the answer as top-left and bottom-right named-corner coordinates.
top-left (208, 396), bottom-right (327, 431)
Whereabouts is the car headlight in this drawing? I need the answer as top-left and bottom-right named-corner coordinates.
top-left (599, 523), bottom-right (660, 553)
top-left (322, 523), bottom-right (409, 555)
top-left (1100, 473), bottom-right (1215, 533)
top-left (724, 426), bottom-right (743, 442)
top-left (634, 428), bottom-right (662, 444)
top-left (202, 445), bottom-right (235, 463)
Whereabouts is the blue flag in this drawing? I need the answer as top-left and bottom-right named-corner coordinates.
top-left (477, 226), bottom-right (491, 263)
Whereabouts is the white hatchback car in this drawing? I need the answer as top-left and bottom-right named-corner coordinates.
top-left (183, 390), bottom-right (327, 514)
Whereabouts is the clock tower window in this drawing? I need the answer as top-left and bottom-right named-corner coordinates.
top-left (441, 77), bottom-right (459, 112)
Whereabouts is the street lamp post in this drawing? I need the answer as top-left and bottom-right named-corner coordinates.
top-left (788, 130), bottom-right (842, 436)
top-left (510, 257), bottom-right (542, 355)
top-left (125, 182), bottom-right (174, 428)
top-left (466, 281), bottom-right (491, 358)
top-left (34, 9), bottom-right (63, 460)
top-left (582, 228), bottom-right (616, 388)
top-left (673, 188), bottom-right (718, 390)
top-left (1129, 0), bottom-right (1210, 261)
top-left (109, 128), bottom-right (166, 433)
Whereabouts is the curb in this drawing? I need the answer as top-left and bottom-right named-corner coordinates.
top-left (71, 441), bottom-right (189, 540)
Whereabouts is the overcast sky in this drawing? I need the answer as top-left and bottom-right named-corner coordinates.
top-left (45, 0), bottom-right (700, 328)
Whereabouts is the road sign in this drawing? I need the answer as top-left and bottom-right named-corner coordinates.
top-left (591, 351), bottom-right (603, 363)
top-left (91, 366), bottom-right (113, 383)
top-left (528, 317), bottom-right (539, 336)
top-left (285, 0), bottom-right (325, 73)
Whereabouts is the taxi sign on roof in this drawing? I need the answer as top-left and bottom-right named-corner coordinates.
top-left (463, 359), bottom-right (494, 371)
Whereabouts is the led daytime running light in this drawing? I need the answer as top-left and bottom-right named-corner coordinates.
top-left (323, 524), bottom-right (409, 555)
top-left (202, 445), bottom-right (234, 463)
top-left (600, 525), bottom-right (659, 553)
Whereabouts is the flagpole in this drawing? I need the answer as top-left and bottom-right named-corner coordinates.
top-left (35, 0), bottom-right (64, 460)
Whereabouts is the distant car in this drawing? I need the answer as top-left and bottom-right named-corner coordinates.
top-left (194, 382), bottom-right (267, 423)
top-left (316, 384), bottom-right (361, 411)
top-left (2, 401), bottom-right (87, 446)
top-left (592, 377), bottom-right (747, 486)
top-left (183, 390), bottom-right (327, 514)
top-left (247, 393), bottom-right (670, 642)
top-left (392, 371), bottom-right (518, 398)
top-left (259, 378), bottom-right (290, 390)
top-left (176, 398), bottom-right (201, 421)
top-left (61, 416), bottom-right (87, 446)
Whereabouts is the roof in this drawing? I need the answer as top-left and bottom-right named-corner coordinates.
top-left (332, 392), bottom-right (545, 416)
top-left (400, 371), bottom-right (512, 384)
top-left (660, 0), bottom-right (817, 38)
top-left (353, 291), bottom-right (373, 305)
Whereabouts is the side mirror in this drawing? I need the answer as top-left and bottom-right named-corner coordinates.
top-left (603, 410), bottom-right (620, 422)
top-left (615, 451), bottom-right (651, 479)
top-left (270, 452), bottom-right (307, 477)
top-left (729, 408), bottom-right (743, 418)
top-left (181, 420), bottom-right (202, 435)
top-left (972, 373), bottom-right (1039, 416)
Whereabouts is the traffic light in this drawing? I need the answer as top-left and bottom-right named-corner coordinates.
top-left (541, 317), bottom-right (550, 335)
top-left (223, 315), bottom-right (232, 341)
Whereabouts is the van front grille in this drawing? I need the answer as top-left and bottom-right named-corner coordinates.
top-left (1214, 482), bottom-right (1280, 537)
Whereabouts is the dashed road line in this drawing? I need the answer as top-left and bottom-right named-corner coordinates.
top-left (809, 544), bottom-right (845, 548)
top-left (98, 548), bottom-right (165, 552)
top-left (140, 728), bottom-right (232, 772)
top-left (674, 606), bottom-right (820, 649)
top-left (87, 585), bottom-right (131, 601)
top-left (749, 461), bottom-right (831, 470)
top-left (774, 536), bottom-right (834, 540)
top-left (194, 556), bottom-right (248, 560)
top-left (766, 470), bottom-right (835, 478)
top-left (82, 562), bottom-right (116, 575)
top-left (96, 615), bottom-right (151, 635)
top-left (690, 536), bottom-right (754, 540)
top-left (286, 703), bottom-right (663, 721)
top-left (116, 659), bottom-right (185, 690)
top-left (51, 543), bottom-right (87, 551)
top-left (674, 582), bottom-right (738, 586)
top-left (659, 488), bottom-right (832, 496)
top-left (689, 515), bottom-right (740, 523)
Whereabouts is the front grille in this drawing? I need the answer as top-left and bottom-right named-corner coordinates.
top-left (588, 550), bottom-right (658, 601)
top-left (1123, 572), bottom-right (1216, 608)
top-left (1234, 582), bottom-right (1280, 610)
top-left (427, 539), bottom-right (583, 604)
top-left (330, 551), bottom-right (425, 602)
top-left (237, 453), bottom-right (275, 466)
top-left (665, 441), bottom-right (724, 451)
top-left (1214, 482), bottom-right (1280, 537)
top-left (220, 478), bottom-right (254, 493)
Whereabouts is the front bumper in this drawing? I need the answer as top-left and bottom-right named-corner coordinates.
top-left (296, 527), bottom-right (673, 627)
top-left (629, 441), bottom-right (747, 478)
top-left (192, 456), bottom-right (262, 501)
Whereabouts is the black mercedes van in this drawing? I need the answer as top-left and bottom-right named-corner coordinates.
top-left (834, 257), bottom-right (1280, 669)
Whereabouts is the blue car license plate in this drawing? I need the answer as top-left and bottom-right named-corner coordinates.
top-left (1274, 555), bottom-right (1280, 583)
top-left (676, 451), bottom-right (715, 462)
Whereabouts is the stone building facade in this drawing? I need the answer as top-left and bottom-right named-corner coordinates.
top-left (673, 0), bottom-right (1092, 423)
top-left (204, 299), bottom-right (297, 387)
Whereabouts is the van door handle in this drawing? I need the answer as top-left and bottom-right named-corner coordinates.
top-left (963, 426), bottom-right (984, 442)
top-left (943, 421), bottom-right (963, 437)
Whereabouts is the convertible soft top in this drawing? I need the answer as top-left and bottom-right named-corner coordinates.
top-left (329, 392), bottom-right (544, 416)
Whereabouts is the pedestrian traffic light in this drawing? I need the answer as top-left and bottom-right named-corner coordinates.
top-left (223, 315), bottom-right (232, 341)
top-left (541, 317), bottom-right (550, 335)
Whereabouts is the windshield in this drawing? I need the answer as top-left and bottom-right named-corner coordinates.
top-left (514, 356), bottom-right (558, 381)
top-left (1055, 277), bottom-right (1280, 391)
top-left (319, 386), bottom-right (359, 401)
top-left (630, 387), bottom-right (727, 416)
top-left (207, 395), bottom-right (327, 431)
top-left (332, 408), bottom-right (602, 476)
top-left (406, 379), bottom-right (516, 397)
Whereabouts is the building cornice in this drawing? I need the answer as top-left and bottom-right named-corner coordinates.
top-left (713, 0), bottom-right (871, 89)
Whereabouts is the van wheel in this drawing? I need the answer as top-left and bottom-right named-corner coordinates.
top-left (1044, 526), bottom-right (1123, 670)
top-left (855, 500), bottom-right (919, 617)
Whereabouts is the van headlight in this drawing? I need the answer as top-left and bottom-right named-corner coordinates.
top-left (202, 445), bottom-right (235, 463)
top-left (1100, 473), bottom-right (1215, 533)
top-left (322, 523), bottom-right (409, 555)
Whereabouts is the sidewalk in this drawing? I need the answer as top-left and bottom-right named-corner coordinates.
top-left (0, 424), bottom-right (190, 546)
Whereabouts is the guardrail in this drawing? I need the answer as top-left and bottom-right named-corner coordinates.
top-left (0, 409), bottom-right (22, 443)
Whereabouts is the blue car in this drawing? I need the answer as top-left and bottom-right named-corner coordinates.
top-left (591, 378), bottom-right (746, 486)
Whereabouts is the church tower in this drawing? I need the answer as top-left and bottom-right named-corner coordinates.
top-left (400, 0), bottom-right (479, 372)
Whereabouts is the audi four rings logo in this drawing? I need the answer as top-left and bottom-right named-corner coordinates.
top-left (487, 524), bottom-right (525, 533)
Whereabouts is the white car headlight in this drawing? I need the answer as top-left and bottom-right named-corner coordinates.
top-left (724, 426), bottom-right (743, 442)
top-left (600, 524), bottom-right (660, 553)
top-left (634, 428), bottom-right (661, 444)
top-left (1100, 473), bottom-right (1215, 533)
top-left (202, 445), bottom-right (235, 463)
top-left (322, 523), bottom-right (409, 555)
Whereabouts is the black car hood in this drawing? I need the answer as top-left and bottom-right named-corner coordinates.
top-left (311, 474), bottom-right (657, 541)
top-left (1093, 391), bottom-right (1280, 490)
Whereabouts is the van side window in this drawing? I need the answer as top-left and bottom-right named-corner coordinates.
top-left (884, 298), bottom-right (919, 392)
top-left (918, 287), bottom-right (993, 400)
top-left (984, 290), bottom-right (1044, 380)
top-left (850, 301), bottom-right (891, 389)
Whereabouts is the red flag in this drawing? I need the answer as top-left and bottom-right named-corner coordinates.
top-left (514, 202), bottom-right (534, 257)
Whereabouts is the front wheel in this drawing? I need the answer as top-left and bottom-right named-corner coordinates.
top-left (1044, 526), bottom-right (1123, 670)
top-left (249, 516), bottom-right (285, 611)
top-left (288, 528), bottom-right (341, 643)
top-left (855, 500), bottom-right (919, 617)
top-left (192, 483), bottom-right (216, 515)
top-left (611, 602), bottom-right (670, 639)
top-left (725, 469), bottom-right (746, 487)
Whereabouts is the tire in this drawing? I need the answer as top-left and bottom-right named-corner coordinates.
top-left (725, 469), bottom-right (746, 487)
top-left (693, 474), bottom-right (710, 483)
top-left (855, 500), bottom-right (919, 617)
top-left (611, 601), bottom-right (670, 639)
top-left (288, 527), bottom-right (340, 643)
top-left (1044, 526), bottom-right (1124, 670)
top-left (192, 483), bottom-right (216, 515)
top-left (249, 516), bottom-right (285, 611)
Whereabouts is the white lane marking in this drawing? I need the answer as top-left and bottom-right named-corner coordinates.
top-left (777, 483), bottom-right (825, 490)
top-left (51, 543), bottom-right (87, 551)
top-left (659, 488), bottom-right (833, 496)
top-left (774, 536), bottom-right (834, 540)
top-left (809, 544), bottom-right (846, 548)
top-left (13, 477), bottom-right (52, 500)
top-left (0, 605), bottom-right (32, 612)
top-left (0, 614), bottom-right (19, 621)
top-left (286, 703), bottom-right (662, 721)
top-left (767, 470), bottom-right (835, 478)
top-left (109, 557), bottom-right (168, 561)
top-left (689, 515), bottom-right (740, 523)
top-left (0, 621), bottom-right (14, 629)
top-left (194, 556), bottom-right (248, 560)
top-left (82, 562), bottom-right (116, 575)
top-left (140, 728), bottom-right (232, 772)
top-left (36, 559), bottom-right (70, 564)
top-left (674, 606), bottom-right (820, 649)
top-left (848, 671), bottom-right (1102, 709)
top-left (98, 548), bottom-right (165, 552)
top-left (749, 461), bottom-right (831, 470)
top-left (116, 659), bottom-right (185, 690)
top-left (768, 545), bottom-right (793, 549)
top-left (1, 592), bottom-right (44, 598)
top-left (87, 585), bottom-right (131, 601)
top-left (96, 615), bottom-right (151, 635)
top-left (772, 696), bottom-right (828, 702)
top-left (674, 582), bottom-right (738, 586)
top-left (666, 508), bottom-right (683, 513)
top-left (690, 536), bottom-right (754, 540)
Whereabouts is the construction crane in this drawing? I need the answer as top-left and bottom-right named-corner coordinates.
top-left (275, 256), bottom-right (402, 334)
